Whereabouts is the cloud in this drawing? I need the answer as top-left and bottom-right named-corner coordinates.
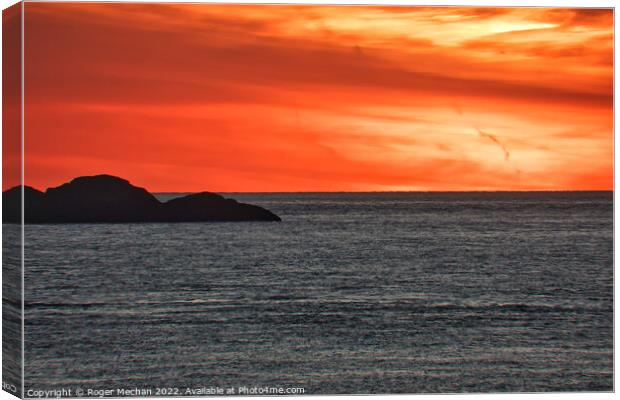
top-left (451, 105), bottom-right (511, 162)
top-left (16, 3), bottom-right (613, 191)
top-left (24, 4), bottom-right (612, 108)
top-left (475, 126), bottom-right (510, 161)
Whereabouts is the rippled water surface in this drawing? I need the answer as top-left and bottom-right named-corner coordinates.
top-left (20, 192), bottom-right (613, 394)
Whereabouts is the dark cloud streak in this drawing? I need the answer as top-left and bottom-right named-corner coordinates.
top-left (475, 126), bottom-right (510, 161)
top-left (24, 4), bottom-right (612, 109)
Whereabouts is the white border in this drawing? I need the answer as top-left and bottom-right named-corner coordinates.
top-left (20, 0), bottom-right (24, 398)
top-left (7, 0), bottom-right (618, 5)
top-left (0, 2), bottom-right (615, 400)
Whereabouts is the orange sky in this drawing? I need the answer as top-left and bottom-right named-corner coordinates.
top-left (9, 4), bottom-right (615, 191)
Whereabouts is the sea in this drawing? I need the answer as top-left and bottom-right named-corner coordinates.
top-left (3, 192), bottom-right (614, 395)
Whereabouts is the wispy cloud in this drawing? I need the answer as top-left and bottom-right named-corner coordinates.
top-left (475, 126), bottom-right (510, 161)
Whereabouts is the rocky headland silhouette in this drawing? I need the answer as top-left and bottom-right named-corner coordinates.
top-left (3, 174), bottom-right (281, 223)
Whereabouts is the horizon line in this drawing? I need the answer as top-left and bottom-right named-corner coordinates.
top-left (153, 189), bottom-right (614, 194)
top-left (3, 184), bottom-right (613, 194)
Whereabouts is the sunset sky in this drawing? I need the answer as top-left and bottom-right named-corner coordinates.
top-left (10, 4), bottom-right (614, 191)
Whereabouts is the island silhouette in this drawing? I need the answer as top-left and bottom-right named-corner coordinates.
top-left (2, 174), bottom-right (281, 223)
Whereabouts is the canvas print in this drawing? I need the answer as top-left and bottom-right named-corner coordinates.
top-left (2, 2), bottom-right (614, 397)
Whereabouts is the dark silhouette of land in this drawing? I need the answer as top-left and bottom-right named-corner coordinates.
top-left (2, 175), bottom-right (281, 223)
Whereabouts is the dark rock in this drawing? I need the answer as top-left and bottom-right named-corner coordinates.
top-left (43, 175), bottom-right (161, 223)
top-left (3, 186), bottom-right (47, 223)
top-left (162, 192), bottom-right (281, 222)
top-left (3, 174), bottom-right (281, 223)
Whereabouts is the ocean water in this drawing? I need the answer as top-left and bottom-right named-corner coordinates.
top-left (15, 192), bottom-right (613, 394)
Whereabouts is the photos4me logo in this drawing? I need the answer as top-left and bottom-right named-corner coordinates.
top-left (3, 381), bottom-right (17, 393)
